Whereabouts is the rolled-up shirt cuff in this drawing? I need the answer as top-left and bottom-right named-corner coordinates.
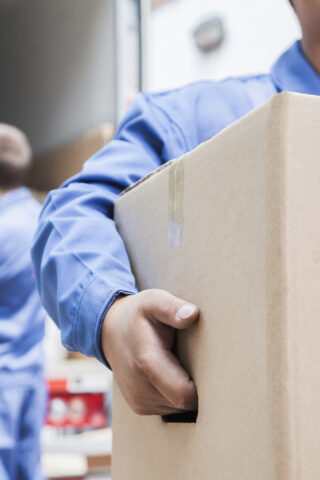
top-left (74, 273), bottom-right (136, 366)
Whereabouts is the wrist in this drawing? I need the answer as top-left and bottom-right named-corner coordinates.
top-left (101, 293), bottom-right (132, 365)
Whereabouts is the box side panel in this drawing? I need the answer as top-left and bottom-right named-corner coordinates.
top-left (113, 94), bottom-right (289, 479)
top-left (285, 94), bottom-right (320, 479)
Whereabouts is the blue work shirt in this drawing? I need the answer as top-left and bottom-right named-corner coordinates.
top-left (0, 187), bottom-right (45, 386)
top-left (32, 40), bottom-right (320, 365)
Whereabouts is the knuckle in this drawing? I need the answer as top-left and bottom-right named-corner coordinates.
top-left (175, 384), bottom-right (193, 410)
top-left (128, 388), bottom-right (145, 415)
top-left (131, 402), bottom-right (147, 416)
top-left (140, 289), bottom-right (157, 302)
top-left (140, 288), bottom-right (168, 307)
top-left (128, 388), bottom-right (153, 416)
top-left (158, 299), bottom-right (172, 317)
top-left (135, 351), bottom-right (152, 375)
top-left (176, 395), bottom-right (188, 410)
top-left (136, 290), bottom-right (153, 316)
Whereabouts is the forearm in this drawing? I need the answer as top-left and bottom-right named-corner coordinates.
top-left (31, 92), bottom-right (186, 362)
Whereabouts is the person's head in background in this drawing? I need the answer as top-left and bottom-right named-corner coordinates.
top-left (0, 124), bottom-right (32, 196)
top-left (290, 0), bottom-right (320, 73)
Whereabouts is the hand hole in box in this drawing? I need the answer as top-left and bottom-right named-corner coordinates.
top-left (162, 410), bottom-right (198, 423)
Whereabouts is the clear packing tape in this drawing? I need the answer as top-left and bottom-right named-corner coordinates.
top-left (168, 158), bottom-right (184, 249)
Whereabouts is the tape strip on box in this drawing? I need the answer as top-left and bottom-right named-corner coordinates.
top-left (168, 158), bottom-right (184, 249)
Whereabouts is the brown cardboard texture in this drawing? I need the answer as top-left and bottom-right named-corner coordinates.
top-left (113, 92), bottom-right (320, 479)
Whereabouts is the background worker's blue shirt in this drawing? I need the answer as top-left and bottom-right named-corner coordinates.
top-left (32, 40), bottom-right (320, 365)
top-left (0, 187), bottom-right (45, 386)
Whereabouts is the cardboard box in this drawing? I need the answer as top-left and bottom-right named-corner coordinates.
top-left (113, 92), bottom-right (320, 479)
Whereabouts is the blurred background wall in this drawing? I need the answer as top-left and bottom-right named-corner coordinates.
top-left (0, 0), bottom-right (301, 156)
top-left (0, 0), bottom-right (115, 156)
top-left (149, 0), bottom-right (300, 90)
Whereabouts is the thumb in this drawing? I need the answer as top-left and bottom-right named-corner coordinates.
top-left (139, 289), bottom-right (199, 329)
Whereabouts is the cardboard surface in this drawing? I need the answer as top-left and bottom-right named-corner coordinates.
top-left (27, 123), bottom-right (114, 191)
top-left (113, 92), bottom-right (320, 479)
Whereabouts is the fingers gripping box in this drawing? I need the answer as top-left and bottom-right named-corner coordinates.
top-left (113, 93), bottom-right (320, 479)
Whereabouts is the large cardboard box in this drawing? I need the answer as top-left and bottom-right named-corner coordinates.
top-left (113, 92), bottom-right (320, 479)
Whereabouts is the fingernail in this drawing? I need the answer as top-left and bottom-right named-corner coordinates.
top-left (176, 304), bottom-right (197, 320)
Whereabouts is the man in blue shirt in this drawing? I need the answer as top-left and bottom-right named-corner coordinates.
top-left (32, 0), bottom-right (320, 417)
top-left (0, 124), bottom-right (46, 479)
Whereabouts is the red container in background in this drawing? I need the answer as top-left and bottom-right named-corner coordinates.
top-left (46, 379), bottom-right (107, 431)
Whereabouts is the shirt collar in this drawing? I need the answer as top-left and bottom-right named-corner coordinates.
top-left (0, 187), bottom-right (31, 211)
top-left (271, 40), bottom-right (320, 95)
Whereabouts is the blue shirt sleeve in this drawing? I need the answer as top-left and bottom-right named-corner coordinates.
top-left (31, 92), bottom-right (189, 364)
top-left (31, 75), bottom-right (273, 365)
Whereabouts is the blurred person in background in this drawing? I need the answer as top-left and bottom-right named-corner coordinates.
top-left (32, 0), bottom-right (320, 417)
top-left (0, 124), bottom-right (46, 479)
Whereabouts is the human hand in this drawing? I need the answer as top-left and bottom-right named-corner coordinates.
top-left (101, 289), bottom-right (199, 415)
